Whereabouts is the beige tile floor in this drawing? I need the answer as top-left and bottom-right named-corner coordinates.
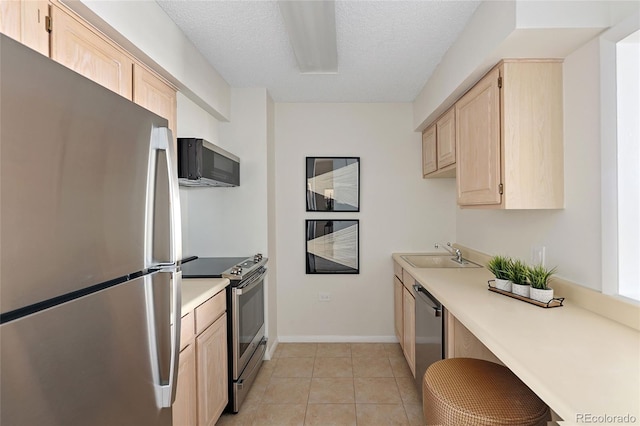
top-left (216, 343), bottom-right (424, 426)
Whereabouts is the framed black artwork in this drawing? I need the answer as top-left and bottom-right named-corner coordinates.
top-left (306, 157), bottom-right (360, 212)
top-left (305, 219), bottom-right (359, 274)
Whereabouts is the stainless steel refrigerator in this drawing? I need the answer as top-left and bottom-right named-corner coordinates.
top-left (0, 35), bottom-right (182, 425)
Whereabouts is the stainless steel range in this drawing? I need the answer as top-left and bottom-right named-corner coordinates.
top-left (181, 254), bottom-right (267, 413)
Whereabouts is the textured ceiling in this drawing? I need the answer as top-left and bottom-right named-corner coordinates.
top-left (156, 0), bottom-right (481, 102)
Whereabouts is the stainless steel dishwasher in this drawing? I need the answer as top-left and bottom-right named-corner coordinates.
top-left (413, 281), bottom-right (444, 398)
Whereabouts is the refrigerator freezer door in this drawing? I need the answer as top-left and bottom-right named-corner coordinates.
top-left (0, 272), bottom-right (173, 426)
top-left (0, 35), bottom-right (172, 314)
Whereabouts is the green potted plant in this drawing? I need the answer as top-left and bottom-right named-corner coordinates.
top-left (528, 264), bottom-right (557, 303)
top-left (486, 255), bottom-right (513, 292)
top-left (508, 259), bottom-right (530, 297)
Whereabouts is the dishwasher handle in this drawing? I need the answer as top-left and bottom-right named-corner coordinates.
top-left (413, 284), bottom-right (442, 317)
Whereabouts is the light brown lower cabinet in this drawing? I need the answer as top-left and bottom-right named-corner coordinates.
top-left (393, 276), bottom-right (404, 346)
top-left (393, 261), bottom-right (415, 376)
top-left (392, 266), bottom-right (503, 378)
top-left (173, 310), bottom-right (197, 426)
top-left (445, 311), bottom-right (502, 365)
top-left (173, 344), bottom-right (197, 426)
top-left (173, 291), bottom-right (228, 426)
top-left (197, 313), bottom-right (228, 426)
top-left (402, 285), bottom-right (416, 377)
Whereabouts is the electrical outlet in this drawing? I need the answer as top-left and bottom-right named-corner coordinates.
top-left (318, 292), bottom-right (331, 302)
top-left (531, 246), bottom-right (546, 266)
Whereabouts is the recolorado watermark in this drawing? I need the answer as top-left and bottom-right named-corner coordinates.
top-left (576, 413), bottom-right (638, 424)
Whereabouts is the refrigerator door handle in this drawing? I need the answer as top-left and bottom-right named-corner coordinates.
top-left (166, 268), bottom-right (182, 406)
top-left (148, 126), bottom-right (182, 267)
top-left (145, 269), bottom-right (182, 408)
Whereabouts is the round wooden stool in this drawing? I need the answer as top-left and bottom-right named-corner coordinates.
top-left (423, 358), bottom-right (550, 426)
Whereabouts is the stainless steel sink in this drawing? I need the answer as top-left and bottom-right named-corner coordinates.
top-left (401, 254), bottom-right (482, 269)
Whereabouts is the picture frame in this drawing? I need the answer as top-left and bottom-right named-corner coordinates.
top-left (306, 157), bottom-right (360, 212)
top-left (305, 219), bottom-right (359, 274)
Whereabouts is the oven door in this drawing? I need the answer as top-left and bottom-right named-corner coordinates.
top-left (231, 269), bottom-right (266, 379)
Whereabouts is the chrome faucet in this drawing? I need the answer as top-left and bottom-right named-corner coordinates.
top-left (435, 242), bottom-right (463, 264)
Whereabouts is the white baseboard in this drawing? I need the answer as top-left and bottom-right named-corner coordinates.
top-left (264, 337), bottom-right (279, 360)
top-left (263, 336), bottom-right (400, 360)
top-left (277, 335), bottom-right (399, 343)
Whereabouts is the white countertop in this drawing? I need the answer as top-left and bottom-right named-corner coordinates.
top-left (393, 253), bottom-right (640, 424)
top-left (181, 278), bottom-right (229, 316)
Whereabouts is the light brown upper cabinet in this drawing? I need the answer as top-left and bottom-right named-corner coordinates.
top-left (0, 0), bottom-right (48, 55)
top-left (49, 4), bottom-right (177, 135)
top-left (422, 125), bottom-right (437, 176)
top-left (455, 67), bottom-right (501, 205)
top-left (422, 107), bottom-right (456, 178)
top-left (50, 4), bottom-right (133, 99)
top-left (436, 107), bottom-right (456, 171)
top-left (133, 63), bottom-right (177, 138)
top-left (0, 0), bottom-right (21, 41)
top-left (455, 60), bottom-right (564, 209)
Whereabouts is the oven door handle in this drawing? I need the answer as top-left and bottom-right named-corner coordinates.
top-left (235, 271), bottom-right (266, 295)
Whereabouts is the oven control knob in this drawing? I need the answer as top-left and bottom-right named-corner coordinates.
top-left (254, 253), bottom-right (263, 262)
top-left (230, 266), bottom-right (242, 275)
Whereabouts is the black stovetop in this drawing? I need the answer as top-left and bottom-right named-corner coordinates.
top-left (180, 256), bottom-right (247, 278)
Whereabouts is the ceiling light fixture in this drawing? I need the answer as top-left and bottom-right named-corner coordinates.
top-left (278, 0), bottom-right (338, 74)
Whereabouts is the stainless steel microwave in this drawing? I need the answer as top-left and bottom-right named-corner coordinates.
top-left (177, 138), bottom-right (240, 187)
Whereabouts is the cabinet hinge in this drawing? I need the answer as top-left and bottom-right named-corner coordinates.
top-left (497, 76), bottom-right (503, 89)
top-left (45, 15), bottom-right (52, 33)
top-left (499, 183), bottom-right (504, 195)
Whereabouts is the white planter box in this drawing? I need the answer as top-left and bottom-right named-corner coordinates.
top-left (511, 283), bottom-right (530, 298)
top-left (530, 287), bottom-right (554, 303)
top-left (494, 279), bottom-right (512, 292)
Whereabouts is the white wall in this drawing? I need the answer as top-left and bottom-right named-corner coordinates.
top-left (412, 1), bottom-right (516, 130)
top-left (176, 93), bottom-right (221, 253)
top-left (184, 89), bottom-right (270, 257)
top-left (413, 0), bottom-right (639, 131)
top-left (456, 38), bottom-right (603, 290)
top-left (178, 89), bottom-right (279, 353)
top-left (266, 95), bottom-right (278, 355)
top-left (416, 2), bottom-right (640, 294)
top-left (274, 103), bottom-right (456, 341)
top-left (616, 30), bottom-right (640, 299)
